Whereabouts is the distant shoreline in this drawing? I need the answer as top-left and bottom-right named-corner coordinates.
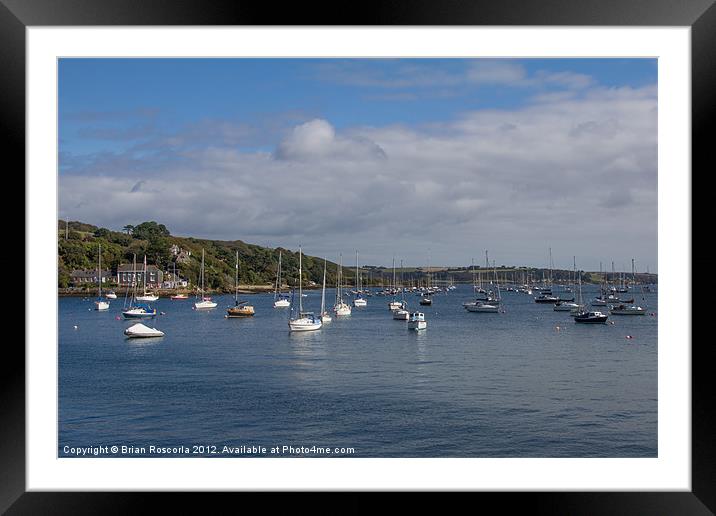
top-left (57, 285), bottom-right (322, 297)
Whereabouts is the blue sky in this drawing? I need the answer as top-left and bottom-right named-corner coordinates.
top-left (59, 58), bottom-right (658, 272)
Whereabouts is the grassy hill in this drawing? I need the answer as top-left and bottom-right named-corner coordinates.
top-left (58, 220), bottom-right (657, 291)
top-left (58, 220), bottom-right (345, 291)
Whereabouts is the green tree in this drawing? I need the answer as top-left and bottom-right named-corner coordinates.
top-left (132, 221), bottom-right (170, 241)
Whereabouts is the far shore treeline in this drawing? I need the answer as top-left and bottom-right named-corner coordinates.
top-left (58, 220), bottom-right (657, 293)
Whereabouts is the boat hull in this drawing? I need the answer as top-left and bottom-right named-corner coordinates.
top-left (465, 303), bottom-right (499, 313)
top-left (226, 306), bottom-right (255, 317)
top-left (574, 312), bottom-right (609, 324)
top-left (194, 301), bottom-right (218, 310)
top-left (288, 318), bottom-right (322, 331)
top-left (273, 299), bottom-right (290, 308)
top-left (408, 320), bottom-right (427, 330)
top-left (393, 309), bottom-right (410, 320)
top-left (122, 309), bottom-right (156, 318)
top-left (609, 307), bottom-right (647, 315)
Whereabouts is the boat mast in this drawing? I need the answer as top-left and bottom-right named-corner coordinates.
top-left (97, 244), bottom-right (102, 299)
top-left (201, 249), bottom-right (205, 298)
top-left (321, 258), bottom-right (327, 315)
top-left (143, 255), bottom-right (148, 296)
top-left (235, 250), bottom-right (239, 304)
top-left (399, 259), bottom-right (405, 304)
top-left (275, 251), bottom-right (282, 300)
top-left (298, 246), bottom-right (303, 313)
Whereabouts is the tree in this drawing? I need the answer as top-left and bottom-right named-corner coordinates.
top-left (123, 225), bottom-right (134, 235)
top-left (132, 221), bottom-right (170, 241)
top-left (94, 227), bottom-right (111, 239)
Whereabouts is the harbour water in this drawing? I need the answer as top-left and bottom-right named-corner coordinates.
top-left (59, 284), bottom-right (657, 457)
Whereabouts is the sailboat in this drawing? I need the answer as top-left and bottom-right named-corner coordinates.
top-left (227, 250), bottom-right (255, 317)
top-left (194, 249), bottom-right (218, 310)
top-left (353, 250), bottom-right (367, 307)
top-left (273, 250), bottom-right (291, 308)
top-left (122, 253), bottom-right (157, 318)
top-left (419, 256), bottom-right (433, 306)
top-left (135, 256), bottom-right (159, 302)
top-left (388, 257), bottom-right (404, 310)
top-left (170, 260), bottom-right (188, 299)
top-left (573, 265), bottom-right (608, 323)
top-left (393, 260), bottom-right (410, 320)
top-left (288, 246), bottom-right (322, 331)
top-left (333, 254), bottom-right (352, 316)
top-left (320, 258), bottom-right (332, 323)
top-left (94, 244), bottom-right (110, 311)
top-left (610, 259), bottom-right (648, 315)
top-left (554, 256), bottom-right (581, 311)
top-left (465, 258), bottom-right (501, 312)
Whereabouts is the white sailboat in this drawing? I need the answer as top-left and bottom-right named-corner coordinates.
top-left (135, 255), bottom-right (159, 302)
top-left (288, 246), bottom-right (322, 331)
top-left (555, 256), bottom-right (581, 312)
top-left (122, 253), bottom-right (157, 318)
top-left (333, 253), bottom-right (352, 316)
top-left (320, 258), bottom-right (332, 323)
top-left (388, 256), bottom-right (403, 311)
top-left (353, 250), bottom-right (367, 307)
top-left (464, 258), bottom-right (501, 312)
top-left (393, 260), bottom-right (410, 320)
top-left (226, 250), bottom-right (255, 317)
top-left (94, 243), bottom-right (110, 311)
top-left (610, 259), bottom-right (648, 315)
top-left (273, 250), bottom-right (291, 308)
top-left (194, 249), bottom-right (217, 310)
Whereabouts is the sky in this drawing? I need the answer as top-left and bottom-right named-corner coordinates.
top-left (58, 58), bottom-right (658, 272)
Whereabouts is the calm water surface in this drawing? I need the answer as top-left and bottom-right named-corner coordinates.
top-left (59, 285), bottom-right (657, 457)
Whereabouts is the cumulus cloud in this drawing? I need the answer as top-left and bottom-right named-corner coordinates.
top-left (274, 119), bottom-right (387, 162)
top-left (59, 85), bottom-right (657, 270)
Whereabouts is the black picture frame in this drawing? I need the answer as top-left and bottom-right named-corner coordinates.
top-left (5, 0), bottom-right (710, 513)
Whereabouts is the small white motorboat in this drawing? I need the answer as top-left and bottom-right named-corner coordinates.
top-left (554, 301), bottom-right (580, 312)
top-left (274, 298), bottom-right (291, 308)
top-left (124, 323), bottom-right (164, 338)
top-left (393, 308), bottom-right (410, 320)
top-left (321, 311), bottom-right (333, 323)
top-left (95, 299), bottom-right (110, 311)
top-left (105, 291), bottom-right (118, 299)
top-left (353, 297), bottom-right (367, 307)
top-left (609, 304), bottom-right (647, 315)
top-left (388, 300), bottom-right (404, 311)
top-left (464, 302), bottom-right (499, 313)
top-left (136, 294), bottom-right (159, 302)
top-left (408, 312), bottom-right (427, 330)
top-left (195, 298), bottom-right (218, 310)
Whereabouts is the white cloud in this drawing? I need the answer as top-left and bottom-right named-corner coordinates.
top-left (274, 119), bottom-right (387, 162)
top-left (60, 85), bottom-right (657, 271)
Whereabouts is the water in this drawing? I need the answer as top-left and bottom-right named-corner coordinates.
top-left (58, 285), bottom-right (657, 457)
